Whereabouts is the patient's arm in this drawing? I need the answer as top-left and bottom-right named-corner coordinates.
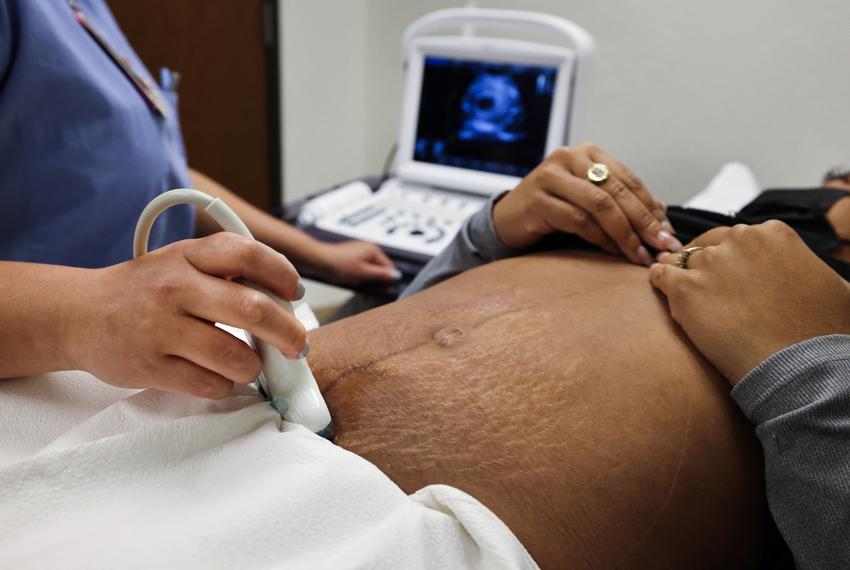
top-left (307, 251), bottom-right (765, 569)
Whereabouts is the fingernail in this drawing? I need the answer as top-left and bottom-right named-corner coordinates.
top-left (390, 268), bottom-right (403, 281)
top-left (293, 280), bottom-right (306, 301)
top-left (658, 231), bottom-right (683, 251)
top-left (663, 220), bottom-right (676, 234)
top-left (637, 246), bottom-right (652, 266)
top-left (295, 340), bottom-right (311, 360)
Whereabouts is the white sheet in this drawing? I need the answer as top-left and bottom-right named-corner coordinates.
top-left (683, 162), bottom-right (761, 214)
top-left (0, 372), bottom-right (536, 569)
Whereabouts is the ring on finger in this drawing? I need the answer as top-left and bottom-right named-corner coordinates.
top-left (675, 246), bottom-right (704, 269)
top-left (586, 163), bottom-right (609, 185)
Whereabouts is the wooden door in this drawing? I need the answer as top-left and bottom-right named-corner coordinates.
top-left (108, 0), bottom-right (282, 209)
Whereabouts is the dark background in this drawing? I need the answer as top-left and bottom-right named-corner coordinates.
top-left (413, 57), bottom-right (557, 177)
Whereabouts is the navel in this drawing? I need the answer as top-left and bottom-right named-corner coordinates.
top-left (432, 327), bottom-right (464, 347)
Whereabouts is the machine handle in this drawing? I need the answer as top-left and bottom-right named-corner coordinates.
top-left (402, 7), bottom-right (594, 61)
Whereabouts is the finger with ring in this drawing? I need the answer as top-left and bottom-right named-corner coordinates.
top-left (586, 163), bottom-right (609, 184)
top-left (675, 246), bottom-right (704, 269)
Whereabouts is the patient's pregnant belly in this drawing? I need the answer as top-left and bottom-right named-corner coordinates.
top-left (307, 251), bottom-right (765, 569)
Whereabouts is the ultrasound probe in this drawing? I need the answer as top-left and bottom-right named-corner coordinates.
top-left (133, 189), bottom-right (333, 438)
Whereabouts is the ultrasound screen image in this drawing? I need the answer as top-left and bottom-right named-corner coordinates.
top-left (414, 56), bottom-right (558, 177)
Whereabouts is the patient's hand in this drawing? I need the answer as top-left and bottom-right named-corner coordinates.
top-left (651, 222), bottom-right (850, 384)
top-left (493, 143), bottom-right (681, 265)
top-left (68, 233), bottom-right (308, 398)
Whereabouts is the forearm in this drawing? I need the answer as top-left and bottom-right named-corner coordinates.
top-left (0, 262), bottom-right (92, 378)
top-left (402, 193), bottom-right (518, 297)
top-left (732, 335), bottom-right (850, 569)
top-left (189, 168), bottom-right (329, 273)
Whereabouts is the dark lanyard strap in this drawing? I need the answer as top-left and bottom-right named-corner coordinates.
top-left (67, 0), bottom-right (170, 119)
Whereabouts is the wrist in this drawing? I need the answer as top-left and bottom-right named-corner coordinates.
top-left (22, 265), bottom-right (100, 374)
top-left (492, 193), bottom-right (531, 250)
top-left (257, 222), bottom-right (334, 275)
top-left (287, 238), bottom-right (336, 277)
top-left (58, 267), bottom-right (108, 373)
top-left (731, 334), bottom-right (850, 424)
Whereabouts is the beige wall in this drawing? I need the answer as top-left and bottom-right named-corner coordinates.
top-left (282, 0), bottom-right (850, 204)
top-left (280, 0), bottom-right (370, 201)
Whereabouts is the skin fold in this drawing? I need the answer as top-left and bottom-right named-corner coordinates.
top-left (307, 251), bottom-right (765, 569)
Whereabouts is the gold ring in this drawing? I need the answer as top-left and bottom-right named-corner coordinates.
top-left (587, 163), bottom-right (609, 184)
top-left (675, 246), bottom-right (704, 269)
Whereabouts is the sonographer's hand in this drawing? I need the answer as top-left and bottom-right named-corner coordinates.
top-left (69, 233), bottom-right (309, 399)
top-left (650, 222), bottom-right (850, 384)
top-left (492, 144), bottom-right (680, 265)
top-left (314, 240), bottom-right (401, 285)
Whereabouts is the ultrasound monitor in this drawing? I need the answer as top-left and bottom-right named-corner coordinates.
top-left (312, 15), bottom-right (588, 260)
top-left (413, 56), bottom-right (558, 178)
top-left (313, 34), bottom-right (579, 260)
top-left (397, 37), bottom-right (574, 195)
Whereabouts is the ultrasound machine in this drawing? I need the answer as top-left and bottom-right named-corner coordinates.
top-left (304, 8), bottom-right (594, 263)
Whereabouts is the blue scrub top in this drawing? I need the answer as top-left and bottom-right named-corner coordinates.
top-left (0, 0), bottom-right (195, 268)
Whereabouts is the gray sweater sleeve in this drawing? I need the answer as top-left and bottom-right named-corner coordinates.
top-left (401, 194), bottom-right (519, 298)
top-left (731, 334), bottom-right (850, 570)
